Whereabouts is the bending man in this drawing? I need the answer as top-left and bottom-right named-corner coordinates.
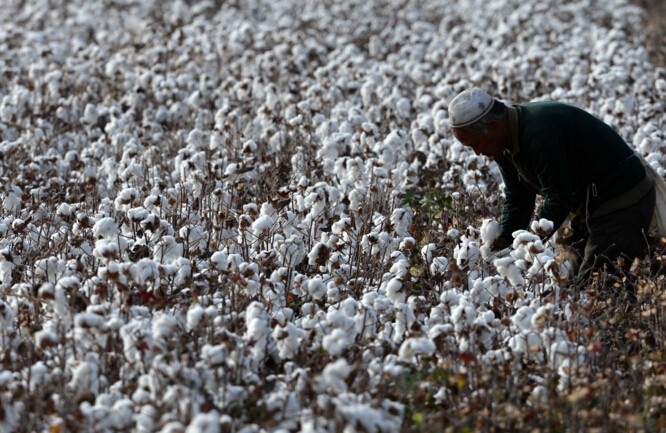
top-left (448, 88), bottom-right (655, 280)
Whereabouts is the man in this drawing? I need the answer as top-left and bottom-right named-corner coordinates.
top-left (448, 88), bottom-right (656, 279)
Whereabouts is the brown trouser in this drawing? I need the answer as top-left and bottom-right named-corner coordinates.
top-left (569, 184), bottom-right (656, 281)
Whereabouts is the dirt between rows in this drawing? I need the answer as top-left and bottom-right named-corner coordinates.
top-left (633, 0), bottom-right (666, 68)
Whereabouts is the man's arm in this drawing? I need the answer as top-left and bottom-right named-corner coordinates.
top-left (496, 157), bottom-right (536, 248)
top-left (528, 132), bottom-right (573, 232)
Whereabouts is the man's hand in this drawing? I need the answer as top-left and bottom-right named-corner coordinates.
top-left (492, 233), bottom-right (512, 250)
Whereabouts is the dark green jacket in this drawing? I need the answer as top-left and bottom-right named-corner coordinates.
top-left (496, 101), bottom-right (646, 238)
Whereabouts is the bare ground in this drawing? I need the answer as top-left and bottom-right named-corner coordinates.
top-left (634, 0), bottom-right (666, 68)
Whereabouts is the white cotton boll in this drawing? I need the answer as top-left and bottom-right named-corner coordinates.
top-left (447, 228), bottom-right (460, 239)
top-left (210, 251), bottom-right (228, 271)
top-left (389, 259), bottom-right (409, 278)
top-left (320, 358), bottom-right (351, 394)
top-left (202, 344), bottom-right (226, 367)
top-left (395, 97), bottom-right (411, 118)
top-left (529, 385), bottom-right (549, 406)
top-left (186, 305), bottom-right (205, 331)
top-left (114, 187), bottom-right (140, 210)
top-left (322, 328), bottom-right (351, 357)
top-left (69, 359), bottom-right (99, 396)
top-left (390, 208), bottom-right (412, 237)
top-left (508, 333), bottom-right (528, 354)
top-left (153, 313), bottom-right (179, 342)
top-left (307, 242), bottom-right (330, 267)
top-left (480, 219), bottom-right (501, 245)
top-left (512, 306), bottom-right (535, 332)
top-left (109, 399), bottom-right (134, 430)
top-left (82, 103), bottom-right (99, 124)
top-left (429, 257), bottom-right (449, 275)
top-left (272, 322), bottom-right (301, 360)
top-left (385, 277), bottom-right (405, 304)
top-left (74, 312), bottom-right (105, 329)
top-left (93, 217), bottom-right (119, 239)
top-left (494, 256), bottom-right (525, 287)
top-left (512, 231), bottom-right (541, 247)
top-left (185, 411), bottom-right (220, 433)
top-left (656, 78), bottom-right (666, 96)
top-left (398, 337), bottom-right (436, 363)
top-left (93, 239), bottom-right (120, 259)
top-left (440, 289), bottom-right (460, 308)
top-left (154, 236), bottom-right (184, 264)
top-left (420, 243), bottom-right (437, 263)
top-left (56, 203), bottom-right (74, 217)
top-left (306, 277), bottom-right (327, 301)
top-left (530, 219), bottom-right (554, 234)
top-left (451, 298), bottom-right (477, 333)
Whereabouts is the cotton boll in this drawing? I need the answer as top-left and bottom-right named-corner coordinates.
top-left (429, 256), bottom-right (449, 276)
top-left (511, 306), bottom-right (536, 333)
top-left (656, 78), bottom-right (666, 97)
top-left (398, 337), bottom-right (436, 363)
top-left (319, 358), bottom-right (351, 394)
top-left (322, 328), bottom-right (351, 357)
top-left (210, 251), bottom-right (228, 271)
top-left (530, 218), bottom-right (554, 235)
top-left (385, 277), bottom-right (406, 304)
top-left (154, 236), bottom-right (184, 264)
top-left (93, 217), bottom-right (119, 239)
top-left (185, 411), bottom-right (220, 433)
top-left (480, 219), bottom-right (501, 244)
top-left (494, 256), bottom-right (525, 287)
top-left (451, 297), bottom-right (477, 333)
top-left (420, 243), bottom-right (437, 264)
top-left (306, 276), bottom-right (327, 301)
top-left (454, 236), bottom-right (480, 269)
top-left (272, 322), bottom-right (302, 360)
top-left (187, 305), bottom-right (205, 331)
top-left (512, 231), bottom-right (541, 247)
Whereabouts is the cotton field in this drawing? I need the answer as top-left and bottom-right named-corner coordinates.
top-left (0, 0), bottom-right (665, 432)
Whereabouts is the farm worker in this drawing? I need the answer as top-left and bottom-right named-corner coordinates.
top-left (448, 87), bottom-right (656, 280)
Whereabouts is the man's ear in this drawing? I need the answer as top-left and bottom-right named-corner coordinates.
top-left (485, 119), bottom-right (500, 134)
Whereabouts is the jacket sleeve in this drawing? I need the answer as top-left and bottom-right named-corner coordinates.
top-left (528, 132), bottom-right (573, 231)
top-left (497, 157), bottom-right (536, 238)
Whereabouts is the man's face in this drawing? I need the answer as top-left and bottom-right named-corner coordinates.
top-left (452, 125), bottom-right (504, 158)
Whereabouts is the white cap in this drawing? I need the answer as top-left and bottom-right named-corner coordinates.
top-left (448, 88), bottom-right (494, 128)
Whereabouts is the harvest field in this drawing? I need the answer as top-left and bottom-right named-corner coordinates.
top-left (0, 0), bottom-right (665, 432)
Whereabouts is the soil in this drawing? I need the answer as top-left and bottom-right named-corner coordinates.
top-left (633, 0), bottom-right (666, 68)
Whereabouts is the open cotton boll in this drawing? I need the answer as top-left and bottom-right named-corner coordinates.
top-left (185, 411), bottom-right (221, 433)
top-left (187, 305), bottom-right (205, 331)
top-left (322, 328), bottom-right (352, 357)
top-left (494, 256), bottom-right (525, 287)
top-left (420, 243), bottom-right (437, 264)
top-left (306, 276), bottom-right (327, 301)
top-left (451, 297), bottom-right (477, 333)
top-left (454, 235), bottom-right (480, 269)
top-left (272, 322), bottom-right (302, 360)
top-left (480, 219), bottom-right (501, 244)
top-left (252, 215), bottom-right (274, 237)
top-left (513, 231), bottom-right (541, 247)
top-left (512, 306), bottom-right (535, 332)
top-left (210, 251), bottom-right (228, 271)
top-left (398, 337), bottom-right (436, 363)
top-left (385, 277), bottom-right (406, 304)
top-left (429, 256), bottom-right (449, 276)
top-left (93, 217), bottom-right (119, 239)
top-left (319, 358), bottom-right (351, 394)
top-left (530, 218), bottom-right (554, 234)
